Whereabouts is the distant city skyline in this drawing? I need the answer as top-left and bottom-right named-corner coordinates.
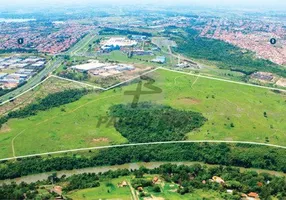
top-left (2, 0), bottom-right (286, 10)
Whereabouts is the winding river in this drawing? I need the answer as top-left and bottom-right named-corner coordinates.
top-left (0, 162), bottom-right (285, 185)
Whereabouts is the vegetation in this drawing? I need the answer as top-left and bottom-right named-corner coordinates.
top-left (172, 28), bottom-right (286, 77)
top-left (0, 143), bottom-right (286, 181)
top-left (0, 69), bottom-right (285, 158)
top-left (0, 89), bottom-right (88, 127)
top-left (99, 28), bottom-right (152, 37)
top-left (1, 163), bottom-right (285, 199)
top-left (109, 102), bottom-right (207, 142)
top-left (0, 48), bottom-right (38, 54)
top-left (58, 70), bottom-right (88, 81)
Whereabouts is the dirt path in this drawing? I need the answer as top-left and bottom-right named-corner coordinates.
top-left (11, 130), bottom-right (26, 157)
top-left (128, 181), bottom-right (139, 200)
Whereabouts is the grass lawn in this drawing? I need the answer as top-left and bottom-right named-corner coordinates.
top-left (148, 186), bottom-right (225, 200)
top-left (0, 68), bottom-right (285, 158)
top-left (98, 50), bottom-right (171, 67)
top-left (67, 177), bottom-right (132, 200)
top-left (66, 175), bottom-right (225, 200)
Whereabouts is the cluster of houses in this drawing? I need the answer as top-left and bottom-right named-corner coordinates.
top-left (71, 60), bottom-right (135, 77)
top-left (209, 176), bottom-right (260, 200)
top-left (0, 56), bottom-right (46, 89)
top-left (0, 21), bottom-right (93, 54)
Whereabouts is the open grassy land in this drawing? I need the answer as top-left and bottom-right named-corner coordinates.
top-left (64, 33), bottom-right (97, 56)
top-left (67, 177), bottom-right (132, 200)
top-left (0, 68), bottom-right (285, 159)
top-left (0, 77), bottom-right (88, 116)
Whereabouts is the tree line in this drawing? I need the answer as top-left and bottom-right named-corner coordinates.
top-left (0, 143), bottom-right (285, 181)
top-left (1, 163), bottom-right (285, 199)
top-left (109, 102), bottom-right (207, 143)
top-left (0, 89), bottom-right (88, 127)
top-left (172, 28), bottom-right (286, 78)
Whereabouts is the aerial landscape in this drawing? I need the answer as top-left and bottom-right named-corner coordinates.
top-left (0, 0), bottom-right (286, 199)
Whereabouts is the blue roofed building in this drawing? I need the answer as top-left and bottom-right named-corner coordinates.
top-left (151, 56), bottom-right (166, 64)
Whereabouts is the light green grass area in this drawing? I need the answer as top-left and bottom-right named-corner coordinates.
top-left (98, 50), bottom-right (171, 67)
top-left (65, 33), bottom-right (97, 55)
top-left (0, 69), bottom-right (285, 159)
top-left (67, 177), bottom-right (132, 200)
top-left (67, 175), bottom-right (225, 200)
top-left (151, 191), bottom-right (223, 200)
top-left (147, 185), bottom-right (224, 200)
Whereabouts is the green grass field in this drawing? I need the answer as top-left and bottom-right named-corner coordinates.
top-left (0, 68), bottom-right (285, 159)
top-left (67, 177), bottom-right (132, 200)
top-left (67, 175), bottom-right (226, 200)
top-left (146, 184), bottom-right (224, 200)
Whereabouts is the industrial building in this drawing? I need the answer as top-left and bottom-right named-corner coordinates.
top-left (101, 37), bottom-right (137, 52)
top-left (151, 56), bottom-right (166, 63)
top-left (0, 56), bottom-right (46, 89)
top-left (70, 60), bottom-right (135, 77)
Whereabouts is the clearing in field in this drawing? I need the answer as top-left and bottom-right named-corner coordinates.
top-left (0, 68), bottom-right (285, 159)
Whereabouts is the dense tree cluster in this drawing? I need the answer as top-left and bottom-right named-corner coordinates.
top-left (0, 182), bottom-right (44, 200)
top-left (1, 163), bottom-right (285, 200)
top-left (0, 89), bottom-right (88, 127)
top-left (63, 173), bottom-right (100, 192)
top-left (109, 102), bottom-right (207, 142)
top-left (142, 164), bottom-right (286, 199)
top-left (172, 28), bottom-right (286, 77)
top-left (99, 28), bottom-right (152, 37)
top-left (0, 143), bottom-right (285, 181)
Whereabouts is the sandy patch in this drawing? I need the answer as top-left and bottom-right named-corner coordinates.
top-left (276, 78), bottom-right (286, 87)
top-left (92, 137), bottom-right (109, 142)
top-left (0, 124), bottom-right (11, 133)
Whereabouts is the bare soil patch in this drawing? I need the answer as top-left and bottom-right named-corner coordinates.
top-left (92, 137), bottom-right (109, 143)
top-left (276, 78), bottom-right (286, 87)
top-left (0, 124), bottom-right (11, 134)
top-left (177, 97), bottom-right (201, 105)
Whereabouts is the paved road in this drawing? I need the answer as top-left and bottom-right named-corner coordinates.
top-left (161, 44), bottom-right (199, 67)
top-left (0, 58), bottom-right (63, 104)
top-left (1, 140), bottom-right (285, 161)
top-left (161, 67), bottom-right (286, 92)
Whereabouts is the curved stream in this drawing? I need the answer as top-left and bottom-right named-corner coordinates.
top-left (0, 161), bottom-right (285, 185)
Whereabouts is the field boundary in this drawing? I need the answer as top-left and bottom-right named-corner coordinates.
top-left (1, 140), bottom-right (286, 161)
top-left (50, 75), bottom-right (106, 90)
top-left (1, 66), bottom-right (285, 107)
top-left (1, 66), bottom-right (286, 161)
top-left (0, 76), bottom-right (51, 106)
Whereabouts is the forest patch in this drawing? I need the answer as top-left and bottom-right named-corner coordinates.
top-left (108, 102), bottom-right (207, 143)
